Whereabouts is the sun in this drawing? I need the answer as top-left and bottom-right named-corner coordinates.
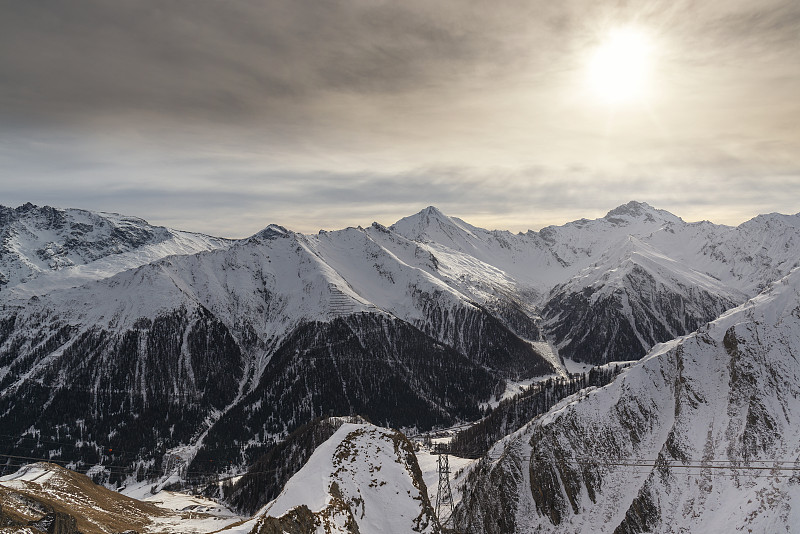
top-left (587, 27), bottom-right (653, 106)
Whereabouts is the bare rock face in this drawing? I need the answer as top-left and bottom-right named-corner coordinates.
top-left (29, 511), bottom-right (79, 534)
top-left (0, 489), bottom-right (79, 534)
top-left (250, 505), bottom-right (320, 534)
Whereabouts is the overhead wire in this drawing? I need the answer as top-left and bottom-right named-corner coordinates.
top-left (464, 451), bottom-right (800, 479)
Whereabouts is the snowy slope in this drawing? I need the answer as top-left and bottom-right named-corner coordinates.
top-left (647, 212), bottom-right (800, 295)
top-left (392, 202), bottom-right (800, 364)
top-left (229, 422), bottom-right (440, 534)
top-left (392, 206), bottom-right (563, 292)
top-left (0, 203), bottom-right (231, 299)
top-left (0, 219), bottom-right (552, 378)
top-left (454, 267), bottom-right (800, 533)
top-left (535, 205), bottom-right (800, 363)
top-left (6, 201), bottom-right (800, 369)
top-left (390, 203), bottom-right (689, 295)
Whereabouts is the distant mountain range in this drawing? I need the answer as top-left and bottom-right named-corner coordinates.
top-left (1, 200), bottom-right (799, 489)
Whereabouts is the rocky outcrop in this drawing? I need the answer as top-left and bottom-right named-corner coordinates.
top-left (29, 512), bottom-right (80, 534)
top-left (0, 489), bottom-right (79, 534)
top-left (247, 423), bottom-right (440, 534)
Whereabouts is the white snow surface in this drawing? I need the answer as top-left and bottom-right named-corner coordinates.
top-left (5, 201), bottom-right (800, 521)
top-left (0, 463), bottom-right (56, 487)
top-left (7, 202), bottom-right (800, 318)
top-left (142, 491), bottom-right (243, 534)
top-left (1, 211), bottom-right (556, 395)
top-left (390, 202), bottom-right (800, 307)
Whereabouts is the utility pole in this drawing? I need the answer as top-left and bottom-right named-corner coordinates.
top-left (435, 453), bottom-right (455, 524)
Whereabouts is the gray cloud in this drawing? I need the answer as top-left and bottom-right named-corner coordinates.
top-left (7, 0), bottom-right (793, 125)
top-left (1, 1), bottom-right (799, 235)
top-left (0, 1), bottom-right (540, 126)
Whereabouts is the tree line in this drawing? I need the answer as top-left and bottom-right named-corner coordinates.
top-left (447, 364), bottom-right (627, 458)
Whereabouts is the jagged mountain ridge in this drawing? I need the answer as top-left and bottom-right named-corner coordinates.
top-left (453, 267), bottom-right (800, 533)
top-left (5, 201), bottom-right (800, 367)
top-left (395, 202), bottom-right (800, 298)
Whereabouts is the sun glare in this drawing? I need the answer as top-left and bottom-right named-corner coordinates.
top-left (588, 27), bottom-right (653, 106)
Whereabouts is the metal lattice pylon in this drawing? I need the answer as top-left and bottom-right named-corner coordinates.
top-left (435, 453), bottom-right (455, 523)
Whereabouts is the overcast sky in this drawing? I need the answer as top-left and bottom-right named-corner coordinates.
top-left (2, 0), bottom-right (799, 237)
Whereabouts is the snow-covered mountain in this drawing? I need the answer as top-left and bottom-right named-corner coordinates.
top-left (2, 200), bottom-right (800, 491)
top-left (228, 421), bottom-right (441, 534)
top-left (0, 203), bottom-right (232, 299)
top-left (0, 212), bottom-right (557, 485)
top-left (393, 202), bottom-right (800, 366)
top-left (0, 423), bottom-right (439, 534)
top-left (453, 267), bottom-right (800, 533)
top-left (542, 236), bottom-right (743, 364)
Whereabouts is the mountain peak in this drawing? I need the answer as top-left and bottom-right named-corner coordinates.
top-left (390, 206), bottom-right (461, 240)
top-left (605, 200), bottom-right (654, 218)
top-left (251, 224), bottom-right (291, 240)
top-left (741, 211), bottom-right (800, 230)
top-left (403, 205), bottom-right (450, 222)
top-left (603, 201), bottom-right (681, 225)
top-left (255, 422), bottom-right (440, 533)
top-left (390, 205), bottom-right (492, 249)
top-left (421, 205), bottom-right (446, 217)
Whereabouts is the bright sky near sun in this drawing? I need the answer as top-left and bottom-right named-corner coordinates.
top-left (1, 0), bottom-right (798, 236)
top-left (587, 27), bottom-right (653, 105)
